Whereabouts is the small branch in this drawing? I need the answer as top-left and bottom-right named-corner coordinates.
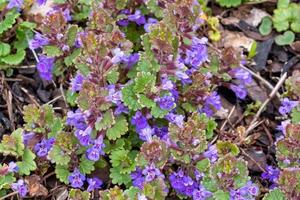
top-left (60, 84), bottom-right (68, 108)
top-left (46, 95), bottom-right (63, 105)
top-left (220, 105), bottom-right (236, 131)
top-left (0, 191), bottom-right (18, 200)
top-left (245, 72), bottom-right (287, 136)
top-left (241, 148), bottom-right (266, 173)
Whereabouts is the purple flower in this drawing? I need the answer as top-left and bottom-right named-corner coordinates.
top-left (279, 98), bottom-right (298, 115)
top-left (23, 131), bottom-right (35, 146)
top-left (114, 102), bottom-right (129, 116)
top-left (142, 163), bottom-right (164, 182)
top-left (36, 55), bottom-right (55, 80)
top-left (34, 138), bottom-right (55, 157)
top-left (230, 68), bottom-right (252, 85)
top-left (75, 126), bottom-right (92, 146)
top-left (29, 33), bottom-right (49, 50)
top-left (192, 185), bottom-right (212, 200)
top-left (175, 70), bottom-right (192, 84)
top-left (138, 126), bottom-right (154, 141)
top-left (261, 165), bottom-right (280, 183)
top-left (201, 91), bottom-right (222, 117)
top-left (63, 8), bottom-right (72, 22)
top-left (71, 73), bottom-right (85, 92)
top-left (36, 0), bottom-right (47, 5)
top-left (123, 53), bottom-right (139, 68)
top-left (144, 18), bottom-right (158, 32)
top-left (131, 168), bottom-right (145, 189)
top-left (169, 170), bottom-right (197, 197)
top-left (128, 10), bottom-right (146, 25)
top-left (75, 32), bottom-right (85, 48)
top-left (161, 77), bottom-right (174, 90)
top-left (8, 162), bottom-right (19, 173)
top-left (165, 113), bottom-right (184, 128)
top-left (230, 84), bottom-right (247, 99)
top-left (68, 168), bottom-right (86, 188)
top-left (131, 111), bottom-right (149, 131)
top-left (230, 181), bottom-right (259, 200)
top-left (203, 145), bottom-right (218, 163)
top-left (157, 95), bottom-right (175, 110)
top-left (87, 178), bottom-right (103, 192)
top-left (66, 109), bottom-right (87, 130)
top-left (276, 119), bottom-right (290, 135)
top-left (7, 0), bottom-right (23, 9)
top-left (183, 37), bottom-right (208, 68)
top-left (11, 180), bottom-right (28, 197)
top-left (111, 48), bottom-right (126, 64)
top-left (86, 135), bottom-right (105, 161)
top-left (117, 9), bottom-right (130, 26)
top-left (153, 126), bottom-right (168, 140)
top-left (106, 85), bottom-right (122, 104)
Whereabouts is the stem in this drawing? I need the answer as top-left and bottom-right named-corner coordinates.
top-left (245, 72), bottom-right (287, 136)
top-left (0, 191), bottom-right (18, 200)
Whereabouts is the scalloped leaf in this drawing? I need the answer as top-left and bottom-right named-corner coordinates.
top-left (55, 164), bottom-right (70, 184)
top-left (110, 166), bottom-right (131, 185)
top-left (275, 31), bottom-right (295, 46)
top-left (95, 109), bottom-right (115, 131)
top-left (69, 189), bottom-right (90, 200)
top-left (134, 72), bottom-right (156, 94)
top-left (0, 173), bottom-right (15, 190)
top-left (0, 9), bottom-right (20, 35)
top-left (122, 83), bottom-right (142, 111)
top-left (48, 145), bottom-right (71, 166)
top-left (43, 45), bottom-right (63, 57)
top-left (215, 0), bottom-right (242, 8)
top-left (1, 49), bottom-right (25, 65)
top-left (79, 155), bottom-right (95, 175)
top-left (66, 25), bottom-right (78, 46)
top-left (106, 115), bottom-right (128, 140)
top-left (106, 68), bottom-right (119, 84)
top-left (16, 149), bottom-right (37, 175)
top-left (0, 128), bottom-right (24, 157)
top-left (0, 42), bottom-right (10, 57)
top-left (263, 188), bottom-right (286, 200)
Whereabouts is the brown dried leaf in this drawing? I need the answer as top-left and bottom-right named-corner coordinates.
top-left (25, 175), bottom-right (48, 197)
top-left (222, 30), bottom-right (254, 51)
top-left (244, 8), bottom-right (270, 27)
top-left (246, 80), bottom-right (268, 102)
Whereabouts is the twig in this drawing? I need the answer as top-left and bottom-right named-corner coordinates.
top-left (0, 191), bottom-right (18, 200)
top-left (241, 148), bottom-right (266, 173)
top-left (220, 105), bottom-right (236, 131)
top-left (240, 65), bottom-right (280, 99)
top-left (46, 95), bottom-right (63, 105)
top-left (0, 77), bottom-right (23, 82)
top-left (20, 87), bottom-right (40, 107)
top-left (245, 72), bottom-right (287, 136)
top-left (60, 84), bottom-right (68, 108)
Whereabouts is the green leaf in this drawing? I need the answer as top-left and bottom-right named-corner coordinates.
top-left (106, 116), bottom-right (128, 140)
top-left (259, 17), bottom-right (273, 36)
top-left (43, 45), bottom-right (63, 57)
top-left (48, 118), bottom-right (64, 138)
top-left (48, 145), bottom-right (71, 166)
top-left (0, 42), bottom-right (10, 56)
top-left (69, 189), bottom-right (90, 200)
top-left (277, 0), bottom-right (290, 8)
top-left (291, 108), bottom-right (300, 123)
top-left (196, 158), bottom-right (210, 172)
top-left (55, 164), bottom-right (70, 184)
top-left (263, 188), bottom-right (286, 200)
top-left (1, 49), bottom-right (25, 65)
top-left (79, 155), bottom-right (95, 175)
top-left (275, 31), bottom-right (295, 46)
top-left (0, 9), bottom-right (20, 35)
top-left (64, 49), bottom-right (81, 66)
top-left (215, 0), bottom-right (242, 8)
top-left (116, 0), bottom-right (128, 9)
top-left (0, 128), bottom-right (24, 157)
top-left (95, 109), bottom-right (115, 131)
top-left (106, 68), bottom-right (119, 84)
top-left (19, 21), bottom-right (36, 30)
top-left (273, 9), bottom-right (291, 32)
top-left (66, 25), bottom-right (78, 46)
top-left (0, 173), bottom-right (15, 190)
top-left (134, 72), bottom-right (156, 94)
top-left (146, 0), bottom-right (164, 18)
top-left (17, 149), bottom-right (37, 175)
top-left (213, 190), bottom-right (230, 200)
top-left (151, 105), bottom-right (168, 118)
top-left (110, 166), bottom-right (131, 185)
top-left (216, 141), bottom-right (240, 157)
top-left (104, 138), bottom-right (126, 154)
top-left (122, 84), bottom-right (141, 111)
top-left (138, 94), bottom-right (155, 108)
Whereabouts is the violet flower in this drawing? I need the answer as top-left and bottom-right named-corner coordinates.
top-left (29, 33), bottom-right (49, 50)
top-left (71, 73), bottom-right (85, 92)
top-left (87, 178), bottom-right (103, 192)
top-left (36, 55), bottom-right (55, 81)
top-left (34, 138), bottom-right (55, 157)
top-left (261, 165), bottom-right (280, 183)
top-left (201, 91), bottom-right (222, 117)
top-left (128, 10), bottom-right (146, 25)
top-left (131, 168), bottom-right (145, 189)
top-left (144, 18), bottom-right (158, 32)
top-left (7, 0), bottom-right (23, 9)
top-left (131, 111), bottom-right (149, 131)
top-left (230, 84), bottom-right (247, 99)
top-left (68, 168), bottom-right (86, 188)
top-left (157, 95), bottom-right (175, 110)
top-left (230, 68), bottom-right (252, 85)
top-left (66, 109), bottom-right (87, 130)
top-left (192, 185), bottom-right (212, 200)
top-left (8, 162), bottom-right (19, 173)
top-left (279, 98), bottom-right (298, 115)
top-left (36, 0), bottom-right (47, 5)
top-left (142, 163), bottom-right (164, 182)
top-left (11, 180), bottom-right (28, 197)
